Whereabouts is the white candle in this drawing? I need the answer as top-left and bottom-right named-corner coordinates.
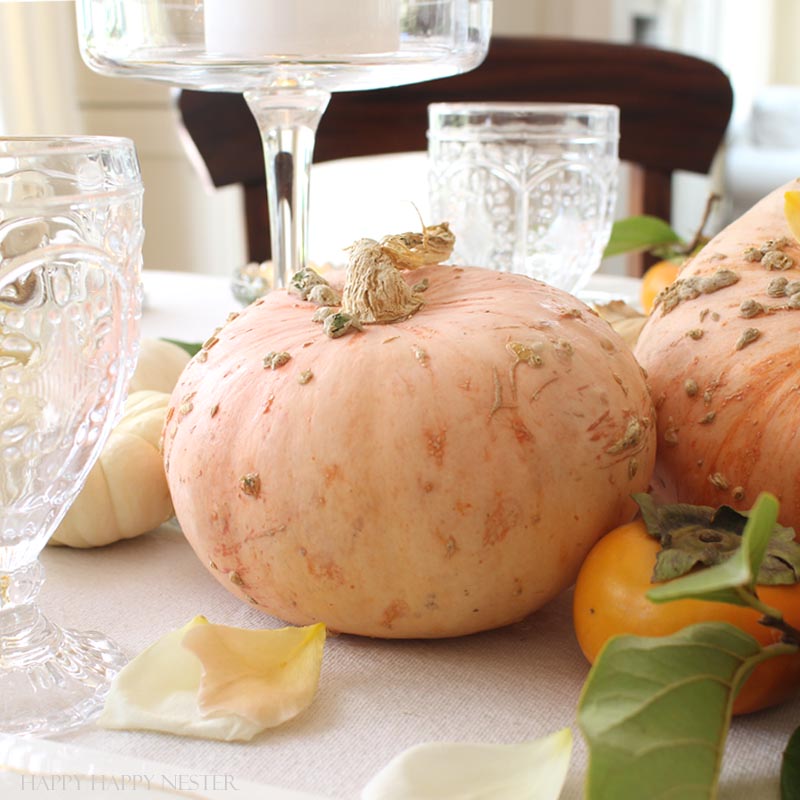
top-left (204, 0), bottom-right (401, 57)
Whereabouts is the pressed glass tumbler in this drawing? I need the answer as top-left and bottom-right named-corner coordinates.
top-left (428, 102), bottom-right (619, 294)
top-left (0, 137), bottom-right (143, 736)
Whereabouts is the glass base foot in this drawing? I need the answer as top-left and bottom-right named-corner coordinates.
top-left (0, 621), bottom-right (126, 737)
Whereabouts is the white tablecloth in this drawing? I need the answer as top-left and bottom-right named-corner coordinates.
top-left (29, 271), bottom-right (800, 799)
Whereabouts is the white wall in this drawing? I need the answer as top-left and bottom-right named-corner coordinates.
top-left (74, 61), bottom-right (247, 276)
top-left (773, 0), bottom-right (800, 84)
top-left (0, 2), bottom-right (81, 135)
top-left (491, 0), bottom-right (543, 34)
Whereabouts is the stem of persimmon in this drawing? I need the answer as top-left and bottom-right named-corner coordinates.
top-left (738, 586), bottom-right (800, 648)
top-left (683, 192), bottom-right (720, 255)
top-left (759, 616), bottom-right (800, 648)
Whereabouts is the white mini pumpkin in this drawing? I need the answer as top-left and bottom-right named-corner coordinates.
top-left (50, 390), bottom-right (174, 548)
top-left (128, 338), bottom-right (191, 395)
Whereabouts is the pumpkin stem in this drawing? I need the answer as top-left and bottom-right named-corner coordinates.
top-left (341, 223), bottom-right (455, 324)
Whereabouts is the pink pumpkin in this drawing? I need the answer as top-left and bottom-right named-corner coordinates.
top-left (164, 236), bottom-right (655, 637)
top-left (635, 180), bottom-right (800, 520)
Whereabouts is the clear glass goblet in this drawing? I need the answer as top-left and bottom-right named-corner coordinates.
top-left (75, 0), bottom-right (492, 288)
top-left (0, 137), bottom-right (143, 736)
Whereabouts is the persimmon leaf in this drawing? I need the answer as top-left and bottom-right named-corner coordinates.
top-left (160, 337), bottom-right (203, 357)
top-left (782, 726), bottom-right (800, 800)
top-left (635, 493), bottom-right (800, 586)
top-left (603, 216), bottom-right (682, 258)
top-left (647, 492), bottom-right (779, 606)
top-left (579, 622), bottom-right (773, 800)
top-left (745, 493), bottom-right (781, 582)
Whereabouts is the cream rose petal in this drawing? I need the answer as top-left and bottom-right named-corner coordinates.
top-left (184, 621), bottom-right (326, 728)
top-left (98, 617), bottom-right (325, 742)
top-left (361, 729), bottom-right (572, 800)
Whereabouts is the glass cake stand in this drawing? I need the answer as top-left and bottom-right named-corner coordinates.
top-left (76, 0), bottom-right (493, 288)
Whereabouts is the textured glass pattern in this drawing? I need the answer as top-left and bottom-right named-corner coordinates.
top-left (428, 103), bottom-right (619, 294)
top-left (0, 137), bottom-right (143, 736)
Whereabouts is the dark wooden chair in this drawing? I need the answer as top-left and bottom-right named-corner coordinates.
top-left (178, 36), bottom-right (733, 269)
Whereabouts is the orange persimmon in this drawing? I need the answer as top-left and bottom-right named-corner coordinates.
top-left (573, 520), bottom-right (800, 715)
top-left (639, 260), bottom-right (680, 313)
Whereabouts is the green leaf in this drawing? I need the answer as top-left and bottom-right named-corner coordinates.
top-left (746, 493), bottom-right (781, 583)
top-left (603, 216), bottom-right (682, 258)
top-left (160, 338), bottom-right (203, 357)
top-left (782, 726), bottom-right (800, 800)
top-left (647, 493), bottom-right (780, 606)
top-left (579, 622), bottom-right (772, 800)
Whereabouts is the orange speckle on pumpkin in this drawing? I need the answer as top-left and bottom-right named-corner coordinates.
top-left (215, 538), bottom-right (245, 558)
top-left (586, 410), bottom-right (611, 433)
top-left (454, 500), bottom-right (473, 516)
top-left (510, 415), bottom-right (534, 444)
top-left (304, 553), bottom-right (345, 584)
top-left (380, 599), bottom-right (410, 629)
top-left (324, 464), bottom-right (341, 487)
top-left (483, 496), bottom-right (521, 546)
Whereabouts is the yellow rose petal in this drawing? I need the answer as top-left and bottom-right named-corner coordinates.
top-left (184, 621), bottom-right (326, 729)
top-left (362, 728), bottom-right (573, 800)
top-left (98, 617), bottom-right (325, 742)
top-left (784, 190), bottom-right (800, 244)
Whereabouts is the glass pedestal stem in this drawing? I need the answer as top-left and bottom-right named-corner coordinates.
top-left (0, 561), bottom-right (48, 664)
top-left (0, 557), bottom-right (126, 736)
top-left (245, 89), bottom-right (331, 289)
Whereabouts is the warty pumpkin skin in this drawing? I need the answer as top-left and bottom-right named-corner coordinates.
top-left (635, 179), bottom-right (800, 522)
top-left (164, 260), bottom-right (656, 638)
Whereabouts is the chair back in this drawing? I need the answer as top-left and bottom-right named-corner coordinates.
top-left (178, 36), bottom-right (733, 266)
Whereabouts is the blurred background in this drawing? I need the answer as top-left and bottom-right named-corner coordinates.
top-left (1, 0), bottom-right (797, 276)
